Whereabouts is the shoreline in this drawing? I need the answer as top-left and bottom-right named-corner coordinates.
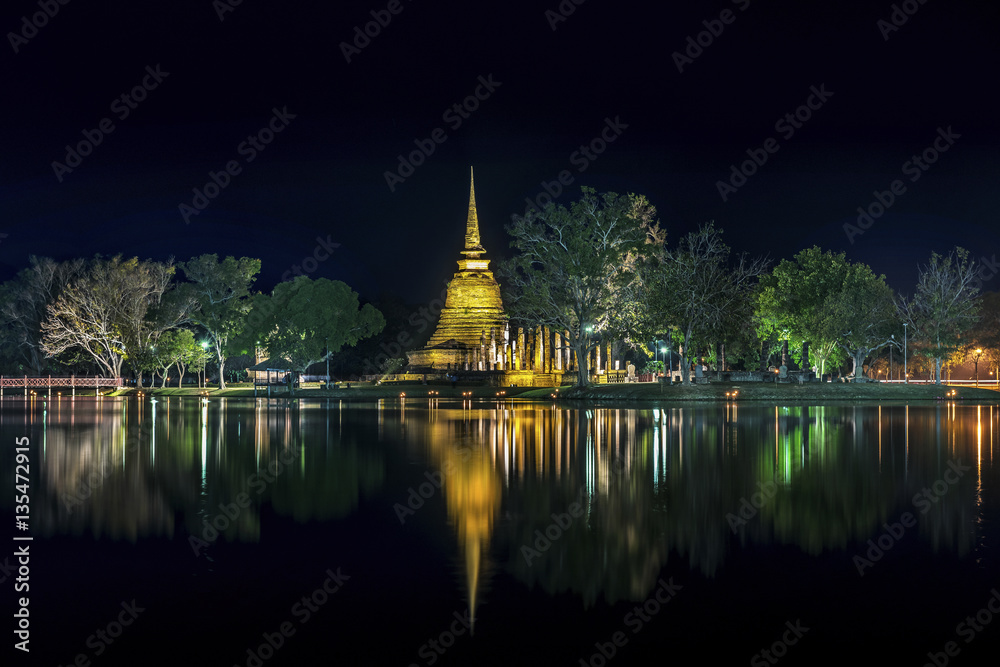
top-left (80, 381), bottom-right (1000, 402)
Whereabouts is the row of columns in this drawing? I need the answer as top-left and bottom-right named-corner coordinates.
top-left (452, 325), bottom-right (624, 374)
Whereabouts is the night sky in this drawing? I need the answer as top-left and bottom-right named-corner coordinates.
top-left (3, 0), bottom-right (999, 304)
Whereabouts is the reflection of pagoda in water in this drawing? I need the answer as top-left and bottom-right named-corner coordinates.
top-left (441, 441), bottom-right (500, 634)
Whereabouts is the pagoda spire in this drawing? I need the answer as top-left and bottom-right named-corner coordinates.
top-left (463, 166), bottom-right (484, 256)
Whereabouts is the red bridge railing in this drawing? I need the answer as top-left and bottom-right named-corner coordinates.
top-left (0, 376), bottom-right (123, 397)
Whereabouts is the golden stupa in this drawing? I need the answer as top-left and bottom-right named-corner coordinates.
top-left (406, 167), bottom-right (508, 372)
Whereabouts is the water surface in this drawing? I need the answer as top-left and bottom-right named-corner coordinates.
top-left (2, 397), bottom-right (998, 665)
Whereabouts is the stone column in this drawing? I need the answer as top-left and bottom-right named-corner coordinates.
top-left (489, 328), bottom-right (496, 370)
top-left (547, 328), bottom-right (555, 373)
top-left (518, 327), bottom-right (525, 370)
top-left (554, 331), bottom-right (562, 371)
top-left (526, 328), bottom-right (533, 371)
top-left (570, 335), bottom-right (576, 371)
top-left (503, 323), bottom-right (511, 370)
top-left (534, 326), bottom-right (543, 371)
top-left (480, 331), bottom-right (487, 371)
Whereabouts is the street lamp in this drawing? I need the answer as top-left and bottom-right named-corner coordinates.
top-left (660, 347), bottom-right (667, 377)
top-left (903, 323), bottom-right (908, 384)
top-left (325, 336), bottom-right (330, 389)
top-left (974, 348), bottom-right (983, 387)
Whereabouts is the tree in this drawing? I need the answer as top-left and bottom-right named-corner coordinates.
top-left (0, 256), bottom-right (85, 374)
top-left (898, 248), bottom-right (981, 384)
top-left (965, 291), bottom-right (1000, 384)
top-left (500, 188), bottom-right (661, 387)
top-left (179, 255), bottom-right (261, 390)
top-left (826, 263), bottom-right (898, 380)
top-left (40, 256), bottom-right (177, 379)
top-left (246, 277), bottom-right (384, 394)
top-left (152, 329), bottom-right (202, 387)
top-left (649, 223), bottom-right (767, 385)
top-left (756, 247), bottom-right (849, 377)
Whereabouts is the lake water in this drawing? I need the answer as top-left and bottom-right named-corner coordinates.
top-left (2, 396), bottom-right (999, 665)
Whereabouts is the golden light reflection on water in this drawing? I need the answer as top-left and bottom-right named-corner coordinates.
top-left (2, 397), bottom-right (997, 610)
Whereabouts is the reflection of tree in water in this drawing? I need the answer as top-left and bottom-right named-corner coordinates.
top-left (505, 477), bottom-right (669, 607)
top-left (28, 398), bottom-right (384, 544)
top-left (36, 400), bottom-right (180, 541)
top-left (501, 410), bottom-right (670, 606)
top-left (757, 407), bottom-right (885, 555)
top-left (902, 404), bottom-right (981, 560)
top-left (269, 435), bottom-right (384, 522)
top-left (497, 404), bottom-right (982, 597)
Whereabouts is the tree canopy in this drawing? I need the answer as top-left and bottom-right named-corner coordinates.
top-left (40, 256), bottom-right (181, 380)
top-left (245, 276), bottom-right (385, 391)
top-left (756, 246), bottom-right (849, 376)
top-left (179, 254), bottom-right (261, 389)
top-left (649, 223), bottom-right (767, 383)
top-left (500, 187), bottom-right (661, 386)
top-left (898, 247), bottom-right (980, 384)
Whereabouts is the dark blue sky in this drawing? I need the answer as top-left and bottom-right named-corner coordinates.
top-left (2, 0), bottom-right (998, 302)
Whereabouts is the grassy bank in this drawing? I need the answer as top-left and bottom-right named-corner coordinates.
top-left (105, 381), bottom-right (1000, 402)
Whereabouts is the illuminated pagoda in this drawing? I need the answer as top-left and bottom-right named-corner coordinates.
top-left (403, 168), bottom-right (622, 387)
top-left (405, 167), bottom-right (509, 374)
